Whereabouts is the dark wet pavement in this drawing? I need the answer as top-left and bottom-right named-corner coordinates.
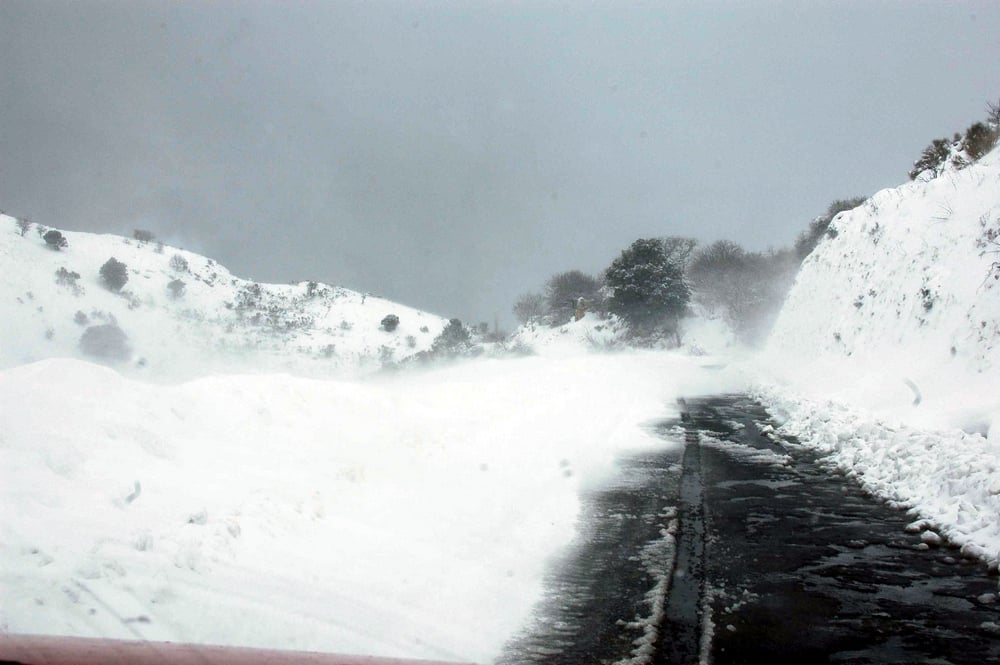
top-left (498, 394), bottom-right (1000, 665)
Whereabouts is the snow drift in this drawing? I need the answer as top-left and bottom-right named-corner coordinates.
top-left (0, 352), bottom-right (739, 662)
top-left (759, 145), bottom-right (1000, 563)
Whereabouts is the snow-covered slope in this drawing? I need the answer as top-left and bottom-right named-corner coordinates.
top-left (1, 216), bottom-right (447, 379)
top-left (758, 145), bottom-right (1000, 563)
top-left (770, 149), bottom-right (1000, 378)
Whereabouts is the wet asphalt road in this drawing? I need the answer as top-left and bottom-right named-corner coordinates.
top-left (498, 395), bottom-right (1000, 665)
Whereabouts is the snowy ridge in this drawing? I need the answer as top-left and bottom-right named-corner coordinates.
top-left (0, 215), bottom-right (447, 379)
top-left (757, 145), bottom-right (1000, 563)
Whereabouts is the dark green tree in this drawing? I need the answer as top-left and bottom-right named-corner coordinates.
top-left (431, 318), bottom-right (471, 354)
top-left (604, 238), bottom-right (690, 340)
top-left (100, 257), bottom-right (129, 291)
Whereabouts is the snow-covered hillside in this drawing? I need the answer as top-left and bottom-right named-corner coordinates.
top-left (758, 145), bottom-right (1000, 563)
top-left (1, 216), bottom-right (447, 379)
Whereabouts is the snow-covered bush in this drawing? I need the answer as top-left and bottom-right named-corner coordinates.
top-left (963, 121), bottom-right (998, 161)
top-left (99, 257), bottom-right (129, 292)
top-left (167, 278), bottom-right (186, 299)
top-left (54, 267), bottom-right (83, 295)
top-left (79, 323), bottom-right (132, 361)
top-left (430, 319), bottom-right (472, 356)
top-left (380, 314), bottom-right (400, 332)
top-left (169, 254), bottom-right (189, 272)
top-left (794, 197), bottom-right (866, 260)
top-left (43, 230), bottom-right (67, 250)
top-left (16, 218), bottom-right (31, 236)
top-left (133, 229), bottom-right (155, 243)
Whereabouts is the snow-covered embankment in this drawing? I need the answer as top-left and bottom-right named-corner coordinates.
top-left (757, 146), bottom-right (1000, 562)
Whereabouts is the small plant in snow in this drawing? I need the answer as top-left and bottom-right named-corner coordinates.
top-left (74, 310), bottom-right (89, 326)
top-left (339, 320), bottom-right (353, 331)
top-left (167, 278), bottom-right (186, 299)
top-left (43, 230), bottom-right (68, 250)
top-left (406, 335), bottom-right (417, 348)
top-left (169, 254), bottom-right (189, 272)
top-left (100, 257), bottom-right (129, 291)
top-left (55, 267), bottom-right (84, 295)
top-left (380, 314), bottom-right (400, 332)
top-left (79, 323), bottom-right (132, 361)
top-left (133, 229), bottom-right (155, 243)
top-left (15, 218), bottom-right (31, 236)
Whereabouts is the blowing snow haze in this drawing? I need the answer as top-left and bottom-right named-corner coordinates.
top-left (1, 2), bottom-right (999, 327)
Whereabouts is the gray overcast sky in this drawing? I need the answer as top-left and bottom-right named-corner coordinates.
top-left (2, 1), bottom-right (999, 328)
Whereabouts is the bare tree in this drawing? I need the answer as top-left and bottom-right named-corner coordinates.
top-left (512, 292), bottom-right (545, 325)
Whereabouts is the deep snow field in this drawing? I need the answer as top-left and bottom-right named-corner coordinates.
top-left (0, 348), bottom-right (742, 662)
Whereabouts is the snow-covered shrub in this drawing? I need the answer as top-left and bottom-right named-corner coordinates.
top-left (380, 314), bottom-right (400, 332)
top-left (167, 278), bottom-right (186, 299)
top-left (15, 218), bottom-right (31, 236)
top-left (963, 122), bottom-right (998, 161)
top-left (54, 267), bottom-right (83, 295)
top-left (431, 319), bottom-right (472, 356)
top-left (133, 229), bottom-right (155, 243)
top-left (43, 230), bottom-right (67, 250)
top-left (909, 137), bottom-right (953, 180)
top-left (73, 310), bottom-right (89, 326)
top-left (794, 197), bottom-right (866, 260)
top-left (79, 323), bottom-right (132, 361)
top-left (99, 257), bottom-right (129, 291)
top-left (169, 254), bottom-right (189, 272)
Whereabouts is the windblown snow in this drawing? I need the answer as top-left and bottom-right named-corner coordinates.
top-left (757, 145), bottom-right (1000, 564)
top-left (3, 144), bottom-right (1000, 662)
top-left (0, 216), bottom-right (744, 661)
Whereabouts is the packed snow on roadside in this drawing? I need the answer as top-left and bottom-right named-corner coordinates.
top-left (0, 350), bottom-right (740, 662)
top-left (754, 146), bottom-right (1000, 564)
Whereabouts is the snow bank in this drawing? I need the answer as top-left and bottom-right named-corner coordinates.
top-left (0, 351), bottom-right (740, 662)
top-left (757, 145), bottom-right (1000, 563)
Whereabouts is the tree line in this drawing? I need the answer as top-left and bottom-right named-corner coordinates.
top-left (512, 199), bottom-right (866, 347)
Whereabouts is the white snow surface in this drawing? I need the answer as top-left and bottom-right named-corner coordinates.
top-left (756, 145), bottom-right (1000, 564)
top-left (0, 217), bottom-right (447, 379)
top-left (0, 352), bottom-right (740, 662)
